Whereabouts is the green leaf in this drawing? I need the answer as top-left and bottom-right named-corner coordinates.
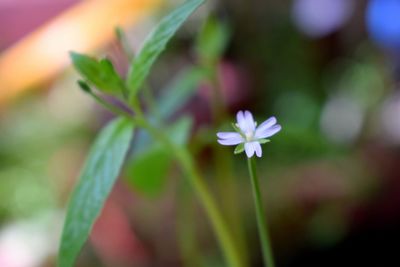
top-left (170, 116), bottom-right (193, 146)
top-left (126, 145), bottom-right (171, 197)
top-left (234, 143), bottom-right (244, 154)
top-left (258, 139), bottom-right (270, 144)
top-left (196, 15), bottom-right (230, 64)
top-left (126, 0), bottom-right (204, 98)
top-left (125, 117), bottom-right (192, 197)
top-left (58, 117), bottom-right (134, 267)
top-left (156, 67), bottom-right (205, 120)
top-left (132, 66), bottom-right (202, 157)
top-left (70, 52), bottom-right (125, 94)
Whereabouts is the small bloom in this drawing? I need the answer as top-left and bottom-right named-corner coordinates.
top-left (217, 110), bottom-right (281, 158)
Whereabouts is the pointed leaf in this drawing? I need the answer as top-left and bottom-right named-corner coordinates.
top-left (70, 52), bottom-right (125, 94)
top-left (126, 0), bottom-right (204, 98)
top-left (58, 117), bottom-right (134, 267)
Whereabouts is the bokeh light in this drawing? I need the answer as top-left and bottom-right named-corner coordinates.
top-left (367, 0), bottom-right (400, 49)
top-left (292, 0), bottom-right (354, 38)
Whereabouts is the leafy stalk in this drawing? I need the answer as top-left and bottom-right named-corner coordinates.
top-left (81, 93), bottom-right (243, 266)
top-left (132, 115), bottom-right (244, 267)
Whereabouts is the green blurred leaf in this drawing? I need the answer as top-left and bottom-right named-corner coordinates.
top-left (58, 117), bottom-right (134, 267)
top-left (126, 146), bottom-right (171, 197)
top-left (126, 117), bottom-right (192, 197)
top-left (258, 139), bottom-right (270, 144)
top-left (196, 15), bottom-right (230, 64)
top-left (70, 52), bottom-right (125, 94)
top-left (234, 143), bottom-right (244, 154)
top-left (132, 66), bottom-right (203, 155)
top-left (157, 67), bottom-right (205, 120)
top-left (126, 0), bottom-right (204, 98)
top-left (170, 116), bottom-right (193, 146)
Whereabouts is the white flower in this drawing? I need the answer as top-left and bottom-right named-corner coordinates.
top-left (217, 110), bottom-right (281, 158)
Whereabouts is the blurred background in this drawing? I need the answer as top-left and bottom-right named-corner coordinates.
top-left (1, 0), bottom-right (400, 266)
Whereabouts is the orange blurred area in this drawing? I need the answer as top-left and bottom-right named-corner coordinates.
top-left (0, 0), bottom-right (162, 106)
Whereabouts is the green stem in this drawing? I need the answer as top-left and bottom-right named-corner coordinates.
top-left (86, 90), bottom-right (133, 118)
top-left (133, 116), bottom-right (243, 267)
top-left (126, 88), bottom-right (144, 117)
top-left (209, 65), bottom-right (249, 266)
top-left (247, 157), bottom-right (276, 267)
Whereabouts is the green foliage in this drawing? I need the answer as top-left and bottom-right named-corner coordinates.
top-left (234, 143), bottom-right (244, 154)
top-left (126, 65), bottom-right (204, 197)
top-left (170, 117), bottom-right (193, 146)
top-left (126, 117), bottom-right (192, 197)
top-left (70, 52), bottom-right (125, 95)
top-left (0, 97), bottom-right (86, 219)
top-left (126, 145), bottom-right (171, 197)
top-left (126, 0), bottom-right (204, 98)
top-left (156, 67), bottom-right (206, 120)
top-left (134, 62), bottom-right (201, 148)
top-left (196, 15), bottom-right (230, 64)
top-left (58, 118), bottom-right (134, 267)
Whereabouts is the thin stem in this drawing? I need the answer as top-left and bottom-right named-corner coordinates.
top-left (125, 86), bottom-right (144, 117)
top-left (86, 90), bottom-right (133, 118)
top-left (247, 157), bottom-right (276, 267)
top-left (208, 64), bottom-right (249, 265)
top-left (133, 117), bottom-right (243, 267)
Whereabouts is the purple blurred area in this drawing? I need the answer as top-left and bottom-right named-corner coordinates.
top-left (292, 0), bottom-right (354, 38)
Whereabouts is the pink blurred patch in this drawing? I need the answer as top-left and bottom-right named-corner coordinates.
top-left (90, 185), bottom-right (149, 267)
top-left (0, 0), bottom-right (79, 50)
top-left (199, 61), bottom-right (250, 107)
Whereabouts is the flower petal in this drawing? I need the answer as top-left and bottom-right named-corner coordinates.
top-left (244, 110), bottom-right (256, 132)
top-left (236, 111), bottom-right (247, 133)
top-left (218, 136), bottom-right (244, 146)
top-left (255, 124), bottom-right (281, 139)
top-left (217, 132), bottom-right (242, 139)
top-left (253, 142), bottom-right (262, 157)
top-left (244, 142), bottom-right (255, 157)
top-left (256, 117), bottom-right (277, 135)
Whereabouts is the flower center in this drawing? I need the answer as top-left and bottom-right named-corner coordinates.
top-left (245, 131), bottom-right (254, 142)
